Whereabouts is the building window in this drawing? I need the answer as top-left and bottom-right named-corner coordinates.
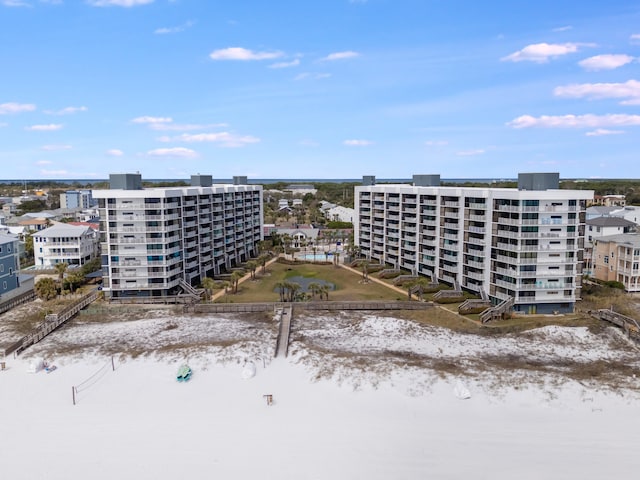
top-left (604, 256), bottom-right (609, 264)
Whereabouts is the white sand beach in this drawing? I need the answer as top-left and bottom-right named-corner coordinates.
top-left (2, 312), bottom-right (639, 480)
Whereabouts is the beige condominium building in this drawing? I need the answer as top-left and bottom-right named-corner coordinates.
top-left (592, 234), bottom-right (640, 292)
top-left (93, 173), bottom-right (263, 301)
top-left (355, 173), bottom-right (593, 314)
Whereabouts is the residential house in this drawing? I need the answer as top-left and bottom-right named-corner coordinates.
top-left (592, 234), bottom-right (640, 292)
top-left (0, 233), bottom-right (20, 297)
top-left (584, 217), bottom-right (637, 273)
top-left (33, 223), bottom-right (99, 268)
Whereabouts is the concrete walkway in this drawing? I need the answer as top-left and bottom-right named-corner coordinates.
top-left (338, 263), bottom-right (409, 297)
top-left (209, 255), bottom-right (281, 302)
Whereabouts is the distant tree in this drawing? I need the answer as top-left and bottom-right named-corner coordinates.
top-left (63, 270), bottom-right (85, 294)
top-left (80, 258), bottom-right (101, 276)
top-left (35, 277), bottom-right (57, 301)
top-left (17, 199), bottom-right (47, 214)
top-left (326, 221), bottom-right (353, 229)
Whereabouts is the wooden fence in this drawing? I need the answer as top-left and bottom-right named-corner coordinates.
top-left (0, 289), bottom-right (36, 316)
top-left (2, 291), bottom-right (99, 357)
top-left (185, 300), bottom-right (434, 314)
top-left (593, 308), bottom-right (640, 344)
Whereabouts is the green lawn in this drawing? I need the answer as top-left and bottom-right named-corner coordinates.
top-left (216, 262), bottom-right (405, 303)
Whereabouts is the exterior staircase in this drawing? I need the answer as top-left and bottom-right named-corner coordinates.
top-left (479, 296), bottom-right (515, 324)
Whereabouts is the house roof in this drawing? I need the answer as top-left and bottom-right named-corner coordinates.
top-left (69, 221), bottom-right (100, 230)
top-left (33, 224), bottom-right (93, 238)
top-left (21, 211), bottom-right (57, 219)
top-left (0, 233), bottom-right (18, 245)
top-left (595, 234), bottom-right (640, 248)
top-left (587, 217), bottom-right (637, 228)
top-left (19, 218), bottom-right (49, 226)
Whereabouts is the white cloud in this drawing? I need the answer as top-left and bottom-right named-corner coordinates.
top-left (25, 124), bottom-right (63, 131)
top-left (150, 122), bottom-right (227, 131)
top-left (147, 147), bottom-right (198, 158)
top-left (87, 0), bottom-right (154, 7)
top-left (554, 79), bottom-right (640, 105)
top-left (425, 140), bottom-right (448, 146)
top-left (269, 59), bottom-right (300, 69)
top-left (585, 128), bottom-right (625, 136)
top-left (578, 54), bottom-right (635, 71)
top-left (168, 132), bottom-right (260, 148)
top-left (35, 160), bottom-right (52, 166)
top-left (630, 34), bottom-right (640, 44)
top-left (0, 122), bottom-right (7, 127)
top-left (131, 115), bottom-right (173, 124)
top-left (298, 139), bottom-right (319, 147)
top-left (40, 169), bottom-right (72, 176)
top-left (508, 113), bottom-right (640, 129)
top-left (1, 0), bottom-right (31, 7)
top-left (209, 47), bottom-right (283, 61)
top-left (456, 149), bottom-right (485, 156)
top-left (501, 42), bottom-right (593, 63)
top-left (343, 139), bottom-right (373, 146)
top-left (107, 149), bottom-right (124, 156)
top-left (154, 20), bottom-right (194, 35)
top-left (41, 144), bottom-right (72, 151)
top-left (552, 25), bottom-right (573, 32)
top-left (44, 106), bottom-right (88, 115)
top-left (294, 72), bottom-right (331, 81)
top-left (0, 102), bottom-right (36, 114)
top-left (320, 51), bottom-right (360, 61)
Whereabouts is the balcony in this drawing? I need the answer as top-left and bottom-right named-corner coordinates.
top-left (465, 271), bottom-right (484, 281)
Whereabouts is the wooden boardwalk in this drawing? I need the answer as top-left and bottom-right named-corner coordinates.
top-left (275, 305), bottom-right (293, 358)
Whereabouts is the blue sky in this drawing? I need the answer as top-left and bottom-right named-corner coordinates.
top-left (1, 0), bottom-right (639, 180)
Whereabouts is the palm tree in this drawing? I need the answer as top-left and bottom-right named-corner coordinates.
top-left (359, 259), bottom-right (370, 282)
top-left (246, 260), bottom-right (258, 280)
top-left (54, 262), bottom-right (68, 282)
top-left (307, 282), bottom-right (321, 300)
top-left (318, 284), bottom-right (330, 301)
top-left (201, 277), bottom-right (216, 301)
top-left (288, 282), bottom-right (301, 302)
top-left (35, 277), bottom-right (58, 300)
top-left (258, 254), bottom-right (269, 274)
top-left (275, 281), bottom-right (286, 302)
top-left (230, 271), bottom-right (243, 294)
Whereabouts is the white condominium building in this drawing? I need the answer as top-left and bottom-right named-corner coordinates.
top-left (93, 173), bottom-right (263, 301)
top-left (355, 173), bottom-right (593, 314)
